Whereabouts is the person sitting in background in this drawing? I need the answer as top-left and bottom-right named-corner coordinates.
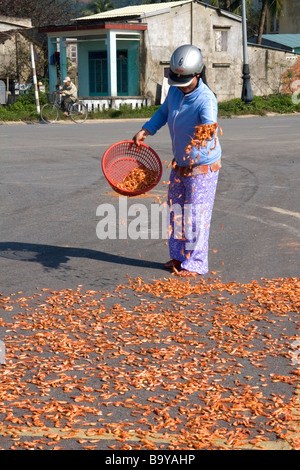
top-left (60, 76), bottom-right (77, 116)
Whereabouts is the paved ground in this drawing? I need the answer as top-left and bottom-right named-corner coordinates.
top-left (0, 115), bottom-right (299, 294)
top-left (0, 115), bottom-right (299, 454)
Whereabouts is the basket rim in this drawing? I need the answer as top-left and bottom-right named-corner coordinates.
top-left (102, 140), bottom-right (162, 196)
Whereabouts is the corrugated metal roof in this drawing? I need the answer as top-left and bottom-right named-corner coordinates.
top-left (262, 34), bottom-right (300, 49)
top-left (75, 1), bottom-right (192, 21)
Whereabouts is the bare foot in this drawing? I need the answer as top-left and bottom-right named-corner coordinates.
top-left (164, 259), bottom-right (181, 270)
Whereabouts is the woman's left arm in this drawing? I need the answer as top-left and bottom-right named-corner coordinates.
top-left (186, 94), bottom-right (221, 164)
top-left (199, 94), bottom-right (218, 125)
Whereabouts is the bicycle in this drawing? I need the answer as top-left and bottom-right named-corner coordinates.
top-left (40, 92), bottom-right (88, 124)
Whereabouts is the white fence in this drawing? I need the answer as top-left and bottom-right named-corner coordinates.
top-left (80, 97), bottom-right (151, 112)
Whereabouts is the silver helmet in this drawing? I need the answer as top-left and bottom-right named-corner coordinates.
top-left (168, 44), bottom-right (204, 87)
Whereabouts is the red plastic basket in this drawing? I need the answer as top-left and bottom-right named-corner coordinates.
top-left (102, 140), bottom-right (163, 196)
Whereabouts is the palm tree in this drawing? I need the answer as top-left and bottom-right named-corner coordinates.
top-left (257, 0), bottom-right (283, 45)
top-left (208, 1), bottom-right (282, 40)
top-left (207, 0), bottom-right (232, 10)
top-left (208, 0), bottom-right (253, 14)
top-left (81, 0), bottom-right (115, 16)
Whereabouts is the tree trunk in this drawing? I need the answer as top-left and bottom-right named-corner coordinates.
top-left (257, 0), bottom-right (268, 45)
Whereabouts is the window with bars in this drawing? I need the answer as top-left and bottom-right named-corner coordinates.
top-left (69, 44), bottom-right (77, 64)
top-left (89, 51), bottom-right (108, 94)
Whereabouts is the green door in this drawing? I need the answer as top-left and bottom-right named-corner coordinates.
top-left (89, 50), bottom-right (128, 96)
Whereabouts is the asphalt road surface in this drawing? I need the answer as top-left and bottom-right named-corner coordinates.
top-left (0, 115), bottom-right (299, 294)
top-left (0, 115), bottom-right (299, 453)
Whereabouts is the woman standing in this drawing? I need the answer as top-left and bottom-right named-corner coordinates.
top-left (133, 45), bottom-right (221, 277)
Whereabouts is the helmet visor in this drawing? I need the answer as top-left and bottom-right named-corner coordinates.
top-left (168, 69), bottom-right (195, 87)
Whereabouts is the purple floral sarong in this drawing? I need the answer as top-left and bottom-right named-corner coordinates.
top-left (167, 168), bottom-right (219, 274)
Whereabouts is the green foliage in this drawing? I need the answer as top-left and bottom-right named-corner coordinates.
top-left (81, 0), bottom-right (115, 16)
top-left (0, 87), bottom-right (49, 121)
top-left (1, 94), bottom-right (300, 122)
top-left (89, 103), bottom-right (160, 119)
top-left (0, 0), bottom-right (76, 27)
top-left (218, 94), bottom-right (300, 117)
top-left (90, 95), bottom-right (300, 120)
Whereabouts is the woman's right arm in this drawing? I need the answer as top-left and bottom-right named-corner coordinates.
top-left (132, 128), bottom-right (151, 146)
top-left (133, 93), bottom-right (169, 145)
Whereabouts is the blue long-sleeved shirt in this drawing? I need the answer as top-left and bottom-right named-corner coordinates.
top-left (143, 79), bottom-right (221, 167)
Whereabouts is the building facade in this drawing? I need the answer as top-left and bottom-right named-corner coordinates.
top-left (40, 1), bottom-right (244, 107)
top-left (0, 16), bottom-right (33, 100)
top-left (40, 0), bottom-right (300, 109)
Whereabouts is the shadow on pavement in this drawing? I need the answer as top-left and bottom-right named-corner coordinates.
top-left (0, 242), bottom-right (164, 271)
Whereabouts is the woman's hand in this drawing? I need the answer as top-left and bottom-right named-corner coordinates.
top-left (132, 128), bottom-right (151, 146)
